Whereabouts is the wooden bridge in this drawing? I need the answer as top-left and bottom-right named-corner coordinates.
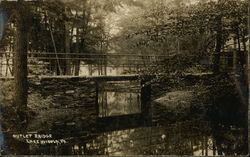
top-left (40, 74), bottom-right (143, 81)
top-left (0, 51), bottom-right (235, 77)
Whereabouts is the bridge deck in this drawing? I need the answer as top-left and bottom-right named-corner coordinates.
top-left (0, 74), bottom-right (146, 81)
top-left (0, 72), bottom-right (215, 81)
top-left (41, 75), bottom-right (143, 81)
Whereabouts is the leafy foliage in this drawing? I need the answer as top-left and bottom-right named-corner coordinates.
top-left (113, 0), bottom-right (248, 75)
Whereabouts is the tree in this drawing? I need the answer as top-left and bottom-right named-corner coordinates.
top-left (14, 0), bottom-right (31, 123)
top-left (213, 0), bottom-right (223, 73)
top-left (113, 0), bottom-right (248, 76)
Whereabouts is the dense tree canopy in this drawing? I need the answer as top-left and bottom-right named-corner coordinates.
top-left (0, 0), bottom-right (248, 76)
top-left (0, 1), bottom-right (248, 154)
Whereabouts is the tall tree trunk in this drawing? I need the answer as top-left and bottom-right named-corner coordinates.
top-left (213, 14), bottom-right (222, 73)
top-left (237, 27), bottom-right (246, 69)
top-left (65, 22), bottom-right (71, 75)
top-left (247, 0), bottom-right (250, 110)
top-left (74, 28), bottom-right (80, 76)
top-left (241, 33), bottom-right (247, 67)
top-left (237, 27), bottom-right (241, 52)
top-left (14, 0), bottom-right (30, 124)
top-left (242, 35), bottom-right (247, 53)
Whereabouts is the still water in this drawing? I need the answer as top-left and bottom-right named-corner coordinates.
top-left (2, 79), bottom-right (248, 155)
top-left (98, 81), bottom-right (141, 117)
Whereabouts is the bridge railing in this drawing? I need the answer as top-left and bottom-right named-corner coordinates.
top-left (0, 51), bottom-right (236, 77)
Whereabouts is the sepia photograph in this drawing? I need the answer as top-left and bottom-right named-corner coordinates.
top-left (0, 0), bottom-right (249, 156)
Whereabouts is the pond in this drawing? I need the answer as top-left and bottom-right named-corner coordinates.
top-left (1, 78), bottom-right (248, 156)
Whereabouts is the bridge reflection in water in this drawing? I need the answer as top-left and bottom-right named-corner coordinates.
top-left (3, 78), bottom-right (248, 156)
top-left (98, 81), bottom-right (141, 118)
top-left (96, 80), bottom-right (152, 132)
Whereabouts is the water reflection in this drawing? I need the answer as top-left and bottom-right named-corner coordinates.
top-left (2, 78), bottom-right (248, 155)
top-left (25, 120), bottom-right (247, 156)
top-left (98, 81), bottom-right (141, 117)
top-left (84, 122), bottom-right (216, 156)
